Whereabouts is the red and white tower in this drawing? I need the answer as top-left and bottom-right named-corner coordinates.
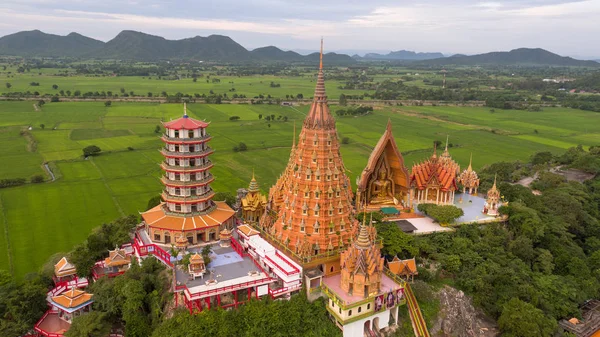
top-left (142, 104), bottom-right (235, 246)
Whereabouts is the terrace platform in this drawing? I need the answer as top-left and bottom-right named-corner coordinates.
top-left (175, 244), bottom-right (271, 298)
top-left (35, 311), bottom-right (70, 336)
top-left (322, 273), bottom-right (402, 305)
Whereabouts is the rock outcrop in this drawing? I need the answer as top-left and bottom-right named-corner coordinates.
top-left (430, 286), bottom-right (498, 337)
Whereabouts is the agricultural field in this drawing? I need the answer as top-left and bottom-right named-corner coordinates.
top-left (0, 100), bottom-right (599, 278)
top-left (0, 69), bottom-right (369, 99)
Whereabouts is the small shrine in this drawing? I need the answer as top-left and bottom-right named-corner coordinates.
top-left (175, 235), bottom-right (189, 250)
top-left (54, 257), bottom-right (77, 282)
top-left (483, 175), bottom-right (501, 216)
top-left (219, 228), bottom-right (232, 247)
top-left (339, 217), bottom-right (385, 297)
top-left (50, 288), bottom-right (93, 324)
top-left (387, 256), bottom-right (418, 282)
top-left (188, 253), bottom-right (206, 280)
top-left (240, 171), bottom-right (267, 224)
top-left (356, 120), bottom-right (411, 212)
top-left (104, 247), bottom-right (131, 273)
top-left (458, 154), bottom-right (480, 195)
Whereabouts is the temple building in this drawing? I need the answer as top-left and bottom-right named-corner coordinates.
top-left (141, 105), bottom-right (235, 246)
top-left (54, 257), bottom-right (77, 283)
top-left (260, 41), bottom-right (358, 273)
top-left (483, 175), bottom-right (501, 216)
top-left (387, 256), bottom-right (418, 282)
top-left (458, 154), bottom-right (480, 194)
top-left (410, 146), bottom-right (459, 205)
top-left (35, 288), bottom-right (94, 336)
top-left (322, 216), bottom-right (405, 337)
top-left (356, 120), bottom-right (411, 212)
top-left (240, 172), bottom-right (267, 224)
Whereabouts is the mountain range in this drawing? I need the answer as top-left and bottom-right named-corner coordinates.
top-left (0, 30), bottom-right (597, 67)
top-left (357, 50), bottom-right (445, 61)
top-left (0, 30), bottom-right (355, 64)
top-left (418, 48), bottom-right (599, 67)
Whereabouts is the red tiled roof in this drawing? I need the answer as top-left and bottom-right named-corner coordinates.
top-left (410, 155), bottom-right (458, 191)
top-left (164, 116), bottom-right (208, 130)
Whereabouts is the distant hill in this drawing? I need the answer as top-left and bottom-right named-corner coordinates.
top-left (89, 30), bottom-right (252, 62)
top-left (0, 30), bottom-right (357, 64)
top-left (360, 50), bottom-right (445, 61)
top-left (250, 46), bottom-right (304, 61)
top-left (420, 48), bottom-right (599, 67)
top-left (0, 30), bottom-right (104, 57)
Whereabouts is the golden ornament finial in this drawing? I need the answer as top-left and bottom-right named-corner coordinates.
top-left (319, 37), bottom-right (324, 70)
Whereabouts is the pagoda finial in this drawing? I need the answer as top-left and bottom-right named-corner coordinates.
top-left (432, 142), bottom-right (437, 158)
top-left (468, 153), bottom-right (473, 171)
top-left (252, 168), bottom-right (256, 181)
top-left (183, 102), bottom-right (187, 117)
top-left (445, 135), bottom-right (449, 152)
top-left (356, 211), bottom-right (371, 248)
top-left (492, 173), bottom-right (497, 189)
top-left (319, 37), bottom-right (323, 70)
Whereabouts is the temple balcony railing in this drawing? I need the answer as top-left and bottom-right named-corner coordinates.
top-left (161, 160), bottom-right (213, 172)
top-left (161, 174), bottom-right (214, 187)
top-left (162, 190), bottom-right (215, 203)
top-left (162, 134), bottom-right (211, 144)
top-left (161, 147), bottom-right (214, 158)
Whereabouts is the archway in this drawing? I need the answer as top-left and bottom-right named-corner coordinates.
top-left (373, 317), bottom-right (380, 332)
top-left (164, 232), bottom-right (171, 244)
top-left (363, 320), bottom-right (371, 336)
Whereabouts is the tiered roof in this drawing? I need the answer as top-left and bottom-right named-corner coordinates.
top-left (241, 172), bottom-right (267, 212)
top-left (143, 201), bottom-right (235, 231)
top-left (163, 107), bottom-right (208, 130)
top-left (54, 257), bottom-right (76, 278)
top-left (339, 217), bottom-right (384, 297)
top-left (387, 256), bottom-right (418, 277)
top-left (410, 146), bottom-right (459, 192)
top-left (458, 154), bottom-right (480, 190)
top-left (104, 247), bottom-right (130, 267)
top-left (487, 175), bottom-right (501, 200)
top-left (262, 41), bottom-right (357, 258)
top-left (51, 288), bottom-right (93, 311)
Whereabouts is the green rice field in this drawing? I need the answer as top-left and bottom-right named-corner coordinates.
top-left (0, 100), bottom-right (599, 278)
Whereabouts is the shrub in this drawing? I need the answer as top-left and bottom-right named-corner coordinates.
top-left (30, 175), bottom-right (44, 183)
top-left (229, 116), bottom-right (240, 121)
top-left (0, 178), bottom-right (26, 188)
top-left (341, 137), bottom-right (350, 144)
top-left (50, 96), bottom-right (59, 102)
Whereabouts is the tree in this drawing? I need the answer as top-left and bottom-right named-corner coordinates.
top-left (38, 100), bottom-right (45, 107)
top-left (339, 93), bottom-right (348, 106)
top-left (5, 82), bottom-right (11, 89)
top-left (420, 204), bottom-right (464, 225)
top-left (50, 96), bottom-right (59, 102)
top-left (83, 145), bottom-right (101, 157)
top-left (258, 114), bottom-right (263, 119)
top-left (154, 125), bottom-right (161, 134)
top-left (104, 100), bottom-right (112, 107)
top-left (498, 298), bottom-right (556, 337)
top-left (229, 116), bottom-right (240, 121)
top-left (52, 84), bottom-right (58, 90)
top-left (65, 311), bottom-right (110, 337)
top-left (213, 192), bottom-right (236, 207)
top-left (39, 124), bottom-right (45, 130)
top-left (341, 137), bottom-right (350, 144)
top-left (30, 175), bottom-right (44, 183)
top-left (147, 195), bottom-right (162, 210)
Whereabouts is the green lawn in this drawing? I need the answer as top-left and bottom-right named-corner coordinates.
top-left (1, 101), bottom-right (599, 278)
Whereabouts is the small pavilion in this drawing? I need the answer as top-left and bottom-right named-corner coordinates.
top-left (54, 257), bottom-right (77, 283)
top-left (188, 253), bottom-right (206, 280)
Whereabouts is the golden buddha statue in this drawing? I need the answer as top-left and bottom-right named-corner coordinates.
top-left (369, 168), bottom-right (396, 205)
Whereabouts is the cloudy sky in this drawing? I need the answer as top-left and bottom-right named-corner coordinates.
top-left (1, 0), bottom-right (599, 58)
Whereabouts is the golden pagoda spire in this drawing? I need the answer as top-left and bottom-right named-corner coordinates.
top-left (292, 121), bottom-right (296, 148)
top-left (445, 135), bottom-right (449, 152)
top-left (432, 142), bottom-right (438, 159)
top-left (319, 37), bottom-right (323, 70)
top-left (492, 173), bottom-right (497, 190)
top-left (467, 153), bottom-right (473, 171)
top-left (183, 102), bottom-right (187, 116)
top-left (356, 211), bottom-right (371, 248)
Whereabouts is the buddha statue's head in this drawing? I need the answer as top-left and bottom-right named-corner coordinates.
top-left (378, 167), bottom-right (387, 179)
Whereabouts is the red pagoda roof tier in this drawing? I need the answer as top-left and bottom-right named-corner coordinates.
top-left (161, 135), bottom-right (212, 145)
top-left (162, 191), bottom-right (215, 204)
top-left (160, 148), bottom-right (214, 159)
top-left (142, 201), bottom-right (235, 231)
top-left (164, 115), bottom-right (208, 130)
top-left (161, 161), bottom-right (213, 173)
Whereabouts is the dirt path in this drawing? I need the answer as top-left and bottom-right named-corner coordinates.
top-left (33, 103), bottom-right (39, 111)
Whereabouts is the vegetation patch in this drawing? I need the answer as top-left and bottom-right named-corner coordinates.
top-left (70, 128), bottom-right (131, 141)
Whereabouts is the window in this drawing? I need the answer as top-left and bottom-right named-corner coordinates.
top-left (334, 174), bottom-right (339, 180)
top-left (330, 266), bottom-right (334, 272)
top-left (154, 234), bottom-right (161, 241)
top-left (302, 209), bottom-right (307, 215)
top-left (358, 307), bottom-right (362, 313)
top-left (312, 157), bottom-right (317, 164)
top-left (300, 225), bottom-right (305, 232)
top-left (314, 210), bottom-right (319, 216)
top-left (316, 175), bottom-right (321, 181)
top-left (329, 227), bottom-right (334, 234)
top-left (327, 140), bottom-right (331, 146)
top-left (306, 174), bottom-right (311, 180)
top-left (314, 227), bottom-right (319, 234)
top-left (339, 308), bottom-right (342, 314)
top-left (315, 191), bottom-right (320, 198)
top-left (367, 303), bottom-right (371, 310)
top-left (336, 191), bottom-right (340, 197)
top-left (304, 192), bottom-right (309, 198)
top-left (328, 192), bottom-right (333, 198)
top-left (326, 175), bottom-right (331, 181)
top-left (338, 208), bottom-right (343, 214)
top-left (313, 140), bottom-right (317, 146)
top-left (348, 310), bottom-right (352, 316)
top-left (175, 204), bottom-right (182, 211)
top-left (328, 210), bottom-right (333, 216)
top-left (188, 130), bottom-right (194, 138)
top-left (331, 299), bottom-right (334, 307)
top-left (329, 158), bottom-right (333, 163)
